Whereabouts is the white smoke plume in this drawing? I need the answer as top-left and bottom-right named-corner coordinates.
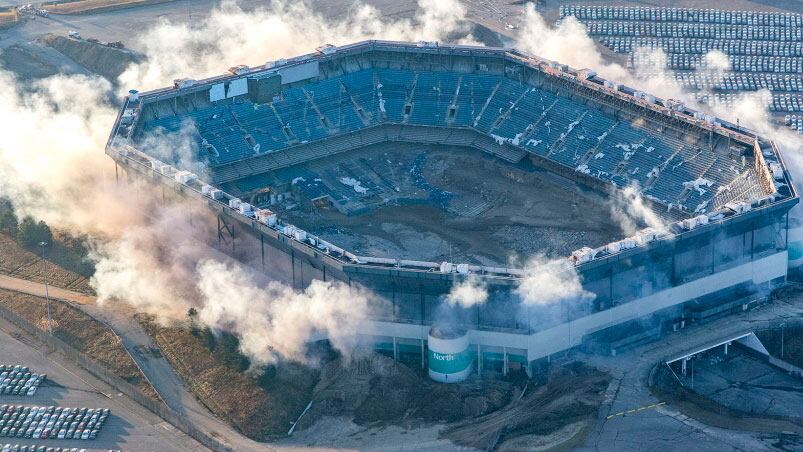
top-left (703, 50), bottom-right (731, 74)
top-left (610, 184), bottom-right (666, 236)
top-left (120, 0), bottom-right (472, 90)
top-left (516, 6), bottom-right (686, 102)
top-left (445, 276), bottom-right (488, 308)
top-left (196, 260), bottom-right (374, 365)
top-left (0, 73), bottom-right (119, 232)
top-left (516, 256), bottom-right (593, 307)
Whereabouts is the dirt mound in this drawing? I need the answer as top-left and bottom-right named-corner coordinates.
top-left (298, 353), bottom-right (514, 430)
top-left (497, 421), bottom-right (587, 452)
top-left (443, 362), bottom-right (610, 450)
top-left (39, 34), bottom-right (141, 82)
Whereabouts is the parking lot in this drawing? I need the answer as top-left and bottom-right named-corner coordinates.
top-left (0, 318), bottom-right (201, 452)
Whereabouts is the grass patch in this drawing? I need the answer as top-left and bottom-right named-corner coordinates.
top-left (138, 315), bottom-right (319, 440)
top-left (0, 233), bottom-right (93, 294)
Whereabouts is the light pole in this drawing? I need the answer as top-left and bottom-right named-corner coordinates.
top-left (39, 242), bottom-right (52, 336)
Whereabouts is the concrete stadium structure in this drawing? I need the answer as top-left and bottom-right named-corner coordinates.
top-left (107, 41), bottom-right (798, 375)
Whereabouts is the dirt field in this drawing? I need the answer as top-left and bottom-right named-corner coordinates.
top-left (42, 0), bottom-right (174, 15)
top-left (443, 362), bottom-right (609, 450)
top-left (284, 358), bottom-right (609, 450)
top-left (284, 146), bottom-right (634, 265)
top-left (39, 33), bottom-right (142, 81)
top-left (0, 9), bottom-right (19, 27)
top-left (298, 353), bottom-right (517, 430)
top-left (137, 315), bottom-right (318, 440)
top-left (0, 288), bottom-right (158, 399)
top-left (0, 233), bottom-right (92, 294)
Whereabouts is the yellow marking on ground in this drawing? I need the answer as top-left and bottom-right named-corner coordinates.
top-left (606, 402), bottom-right (666, 420)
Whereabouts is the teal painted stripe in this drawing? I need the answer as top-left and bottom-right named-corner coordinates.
top-left (428, 348), bottom-right (473, 374)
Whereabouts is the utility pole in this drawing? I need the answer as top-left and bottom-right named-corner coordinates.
top-left (39, 242), bottom-right (53, 336)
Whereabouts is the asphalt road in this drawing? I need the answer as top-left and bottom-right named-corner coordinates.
top-left (578, 294), bottom-right (803, 452)
top-left (0, 274), bottom-right (270, 451)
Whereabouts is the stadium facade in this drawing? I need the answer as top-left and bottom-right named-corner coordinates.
top-left (107, 41), bottom-right (798, 376)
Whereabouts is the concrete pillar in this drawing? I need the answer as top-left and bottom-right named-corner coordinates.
top-left (476, 344), bottom-right (482, 377)
top-left (682, 358), bottom-right (687, 376)
top-left (420, 339), bottom-right (425, 369)
top-left (724, 342), bottom-right (730, 355)
top-left (503, 347), bottom-right (508, 377)
top-left (392, 337), bottom-right (398, 361)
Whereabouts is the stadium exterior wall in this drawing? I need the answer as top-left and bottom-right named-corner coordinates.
top-left (112, 154), bottom-right (795, 370)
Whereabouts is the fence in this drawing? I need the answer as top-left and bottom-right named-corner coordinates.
top-left (0, 303), bottom-right (233, 452)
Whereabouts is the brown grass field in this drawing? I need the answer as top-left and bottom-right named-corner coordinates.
top-left (0, 233), bottom-right (92, 294)
top-left (43, 0), bottom-right (174, 15)
top-left (138, 315), bottom-right (316, 440)
top-left (0, 9), bottom-right (19, 27)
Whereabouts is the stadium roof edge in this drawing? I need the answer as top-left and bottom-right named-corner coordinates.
top-left (127, 40), bottom-right (767, 147)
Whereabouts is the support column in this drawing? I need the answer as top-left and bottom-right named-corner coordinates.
top-left (476, 344), bottom-right (482, 377)
top-left (724, 342), bottom-right (729, 355)
top-left (393, 337), bottom-right (398, 361)
top-left (681, 358), bottom-right (687, 376)
top-left (260, 235), bottom-right (265, 269)
top-left (420, 339), bottom-right (425, 369)
top-left (503, 347), bottom-right (508, 377)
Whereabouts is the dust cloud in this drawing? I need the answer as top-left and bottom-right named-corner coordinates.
top-left (516, 256), bottom-right (594, 307)
top-left (0, 0), bottom-right (469, 365)
top-left (445, 276), bottom-right (488, 308)
top-left (120, 0), bottom-right (473, 91)
top-left (610, 185), bottom-right (666, 236)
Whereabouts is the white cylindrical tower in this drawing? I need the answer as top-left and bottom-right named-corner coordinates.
top-left (427, 326), bottom-right (472, 383)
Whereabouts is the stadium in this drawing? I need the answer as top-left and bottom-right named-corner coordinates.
top-left (106, 40), bottom-right (798, 378)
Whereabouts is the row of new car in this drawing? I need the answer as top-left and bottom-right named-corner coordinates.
top-left (0, 367), bottom-right (45, 397)
top-left (692, 92), bottom-right (803, 113)
top-left (579, 21), bottom-right (801, 41)
top-left (663, 73), bottom-right (803, 93)
top-left (1, 445), bottom-right (91, 452)
top-left (560, 6), bottom-right (802, 27)
top-left (629, 53), bottom-right (803, 74)
top-left (596, 36), bottom-right (803, 57)
top-left (785, 115), bottom-right (803, 135)
top-left (0, 406), bottom-right (109, 441)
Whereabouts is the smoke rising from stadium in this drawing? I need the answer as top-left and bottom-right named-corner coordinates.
top-left (1, 0), bottom-right (801, 367)
top-left (0, 0), bottom-right (476, 365)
